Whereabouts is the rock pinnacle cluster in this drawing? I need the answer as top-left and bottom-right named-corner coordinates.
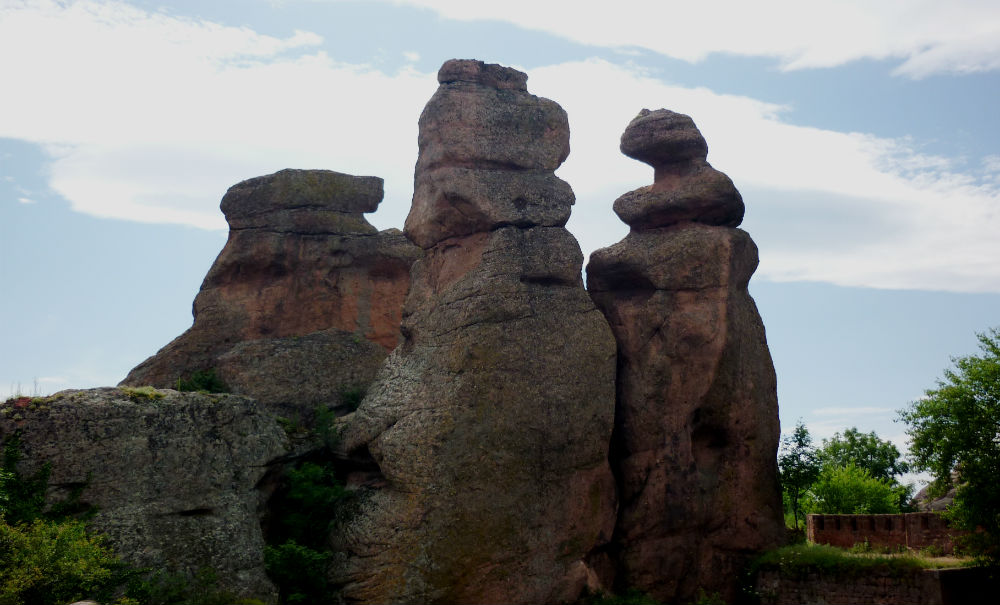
top-left (587, 109), bottom-right (785, 603)
top-left (333, 60), bottom-right (617, 605)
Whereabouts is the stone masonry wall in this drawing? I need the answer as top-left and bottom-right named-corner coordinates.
top-left (807, 513), bottom-right (961, 554)
top-left (756, 567), bottom-right (995, 605)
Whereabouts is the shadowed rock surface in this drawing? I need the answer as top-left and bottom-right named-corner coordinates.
top-left (587, 109), bottom-right (784, 603)
top-left (121, 169), bottom-right (421, 417)
top-left (0, 388), bottom-right (289, 601)
top-left (332, 60), bottom-right (617, 605)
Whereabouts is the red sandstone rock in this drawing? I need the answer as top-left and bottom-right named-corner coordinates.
top-left (615, 109), bottom-right (744, 230)
top-left (587, 114), bottom-right (784, 603)
top-left (121, 169), bottom-right (421, 417)
top-left (332, 60), bottom-right (617, 605)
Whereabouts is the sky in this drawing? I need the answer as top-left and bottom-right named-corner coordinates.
top-left (2, 0), bottom-right (999, 480)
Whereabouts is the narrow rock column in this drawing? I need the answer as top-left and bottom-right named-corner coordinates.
top-left (587, 109), bottom-right (785, 603)
top-left (334, 60), bottom-right (617, 605)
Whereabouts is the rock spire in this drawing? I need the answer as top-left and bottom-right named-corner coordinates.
top-left (588, 109), bottom-right (785, 603)
top-left (332, 60), bottom-right (617, 605)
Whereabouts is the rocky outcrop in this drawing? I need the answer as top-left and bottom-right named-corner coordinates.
top-left (332, 60), bottom-right (617, 605)
top-left (0, 388), bottom-right (289, 601)
top-left (121, 169), bottom-right (421, 417)
top-left (587, 109), bottom-right (785, 603)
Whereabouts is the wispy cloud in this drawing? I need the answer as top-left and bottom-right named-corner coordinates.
top-left (16, 197), bottom-right (35, 204)
top-left (529, 59), bottom-right (1000, 293)
top-left (2, 3), bottom-right (999, 293)
top-left (812, 406), bottom-right (895, 417)
top-left (0, 0), bottom-right (436, 228)
top-left (371, 0), bottom-right (1000, 77)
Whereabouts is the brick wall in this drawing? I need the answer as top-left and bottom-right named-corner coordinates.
top-left (807, 512), bottom-right (960, 553)
top-left (756, 567), bottom-right (995, 605)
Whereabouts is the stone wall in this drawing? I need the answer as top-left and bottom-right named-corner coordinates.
top-left (807, 512), bottom-right (962, 554)
top-left (756, 566), bottom-right (995, 605)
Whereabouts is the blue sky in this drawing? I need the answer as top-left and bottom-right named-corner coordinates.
top-left (2, 0), bottom-right (999, 472)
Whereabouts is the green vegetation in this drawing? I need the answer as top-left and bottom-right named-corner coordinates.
top-left (338, 386), bottom-right (365, 412)
top-left (804, 463), bottom-right (907, 515)
top-left (263, 459), bottom-right (348, 603)
top-left (176, 369), bottom-right (228, 393)
top-left (118, 386), bottom-right (165, 402)
top-left (818, 427), bottom-right (909, 482)
top-left (779, 421), bottom-right (912, 525)
top-left (900, 327), bottom-right (1000, 562)
top-left (263, 403), bottom-right (353, 604)
top-left (1, 432), bottom-right (253, 605)
top-left (778, 421), bottom-right (821, 529)
top-left (750, 542), bottom-right (958, 581)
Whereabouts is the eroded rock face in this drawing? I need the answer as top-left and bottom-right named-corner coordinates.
top-left (587, 109), bottom-right (784, 603)
top-left (121, 169), bottom-right (421, 416)
top-left (0, 388), bottom-right (289, 601)
top-left (332, 60), bottom-right (617, 605)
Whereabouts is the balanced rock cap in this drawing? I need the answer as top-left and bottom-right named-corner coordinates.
top-left (438, 58), bottom-right (528, 91)
top-left (221, 168), bottom-right (383, 220)
top-left (620, 109), bottom-right (709, 168)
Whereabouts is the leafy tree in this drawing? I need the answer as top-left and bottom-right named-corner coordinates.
top-left (804, 463), bottom-right (903, 515)
top-left (818, 427), bottom-right (909, 482)
top-left (900, 327), bottom-right (1000, 562)
top-left (778, 421), bottom-right (821, 529)
top-left (818, 427), bottom-right (913, 510)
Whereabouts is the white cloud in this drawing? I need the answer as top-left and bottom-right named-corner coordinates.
top-left (371, 0), bottom-right (1000, 77)
top-left (16, 197), bottom-right (35, 204)
top-left (403, 50), bottom-right (420, 62)
top-left (528, 59), bottom-right (1000, 293)
top-left (2, 3), bottom-right (998, 293)
top-left (0, 0), bottom-right (436, 229)
top-left (812, 406), bottom-right (895, 417)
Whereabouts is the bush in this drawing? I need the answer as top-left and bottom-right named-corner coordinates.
top-left (176, 370), bottom-right (228, 394)
top-left (0, 518), bottom-right (132, 605)
top-left (804, 463), bottom-right (903, 515)
top-left (263, 541), bottom-right (332, 604)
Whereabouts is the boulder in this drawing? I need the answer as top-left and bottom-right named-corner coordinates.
top-left (587, 111), bottom-right (784, 603)
top-left (331, 60), bottom-right (617, 605)
top-left (121, 169), bottom-right (421, 419)
top-left (613, 109), bottom-right (743, 230)
top-left (0, 388), bottom-right (290, 601)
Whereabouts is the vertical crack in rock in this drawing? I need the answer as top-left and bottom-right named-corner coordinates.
top-left (120, 169), bottom-right (421, 421)
top-left (587, 109), bottom-right (785, 603)
top-left (332, 59), bottom-right (617, 605)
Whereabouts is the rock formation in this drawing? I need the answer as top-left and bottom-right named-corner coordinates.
top-left (121, 169), bottom-right (421, 418)
top-left (587, 109), bottom-right (785, 602)
top-left (0, 388), bottom-right (289, 600)
top-left (332, 59), bottom-right (618, 605)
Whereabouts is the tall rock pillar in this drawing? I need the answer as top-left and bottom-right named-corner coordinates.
top-left (587, 109), bottom-right (785, 602)
top-left (334, 60), bottom-right (617, 605)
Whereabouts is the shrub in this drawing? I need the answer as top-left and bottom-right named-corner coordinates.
top-left (0, 518), bottom-right (133, 605)
top-left (176, 370), bottom-right (228, 394)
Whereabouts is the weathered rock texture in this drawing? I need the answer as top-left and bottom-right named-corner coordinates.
top-left (121, 169), bottom-right (421, 416)
top-left (0, 388), bottom-right (289, 601)
top-left (587, 109), bottom-right (784, 603)
top-left (332, 60), bottom-right (617, 605)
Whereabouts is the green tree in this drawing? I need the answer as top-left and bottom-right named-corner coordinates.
top-left (818, 427), bottom-right (913, 510)
top-left (778, 421), bottom-right (821, 530)
top-left (804, 463), bottom-right (903, 515)
top-left (900, 327), bottom-right (1000, 562)
top-left (818, 427), bottom-right (909, 482)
